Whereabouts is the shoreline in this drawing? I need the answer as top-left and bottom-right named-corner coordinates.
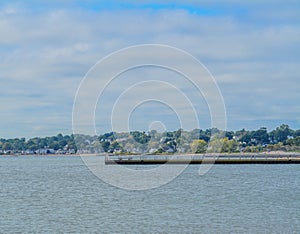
top-left (1, 151), bottom-right (300, 157)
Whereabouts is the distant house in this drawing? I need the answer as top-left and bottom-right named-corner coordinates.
top-left (35, 149), bottom-right (56, 154)
top-left (47, 149), bottom-right (56, 154)
top-left (25, 150), bottom-right (35, 155)
top-left (149, 148), bottom-right (158, 154)
top-left (166, 148), bottom-right (175, 153)
top-left (177, 147), bottom-right (186, 153)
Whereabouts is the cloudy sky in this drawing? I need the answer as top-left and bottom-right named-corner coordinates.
top-left (1, 1), bottom-right (299, 138)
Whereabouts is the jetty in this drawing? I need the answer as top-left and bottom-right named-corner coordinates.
top-left (105, 153), bottom-right (300, 165)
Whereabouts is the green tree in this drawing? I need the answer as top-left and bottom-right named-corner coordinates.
top-left (49, 141), bottom-right (60, 150)
top-left (222, 138), bottom-right (239, 153)
top-left (2, 142), bottom-right (12, 151)
top-left (270, 124), bottom-right (293, 143)
top-left (130, 131), bottom-right (150, 144)
top-left (190, 139), bottom-right (207, 153)
top-left (252, 127), bottom-right (269, 145)
top-left (100, 141), bottom-right (110, 152)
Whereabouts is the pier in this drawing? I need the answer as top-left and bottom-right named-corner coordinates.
top-left (105, 153), bottom-right (300, 165)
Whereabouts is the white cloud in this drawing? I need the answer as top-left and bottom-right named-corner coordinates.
top-left (0, 2), bottom-right (299, 138)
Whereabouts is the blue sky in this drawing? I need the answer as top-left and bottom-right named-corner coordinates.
top-left (0, 1), bottom-right (300, 138)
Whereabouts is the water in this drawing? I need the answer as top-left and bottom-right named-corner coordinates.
top-left (1, 156), bottom-right (299, 233)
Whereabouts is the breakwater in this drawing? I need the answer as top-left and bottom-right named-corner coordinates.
top-left (105, 153), bottom-right (300, 164)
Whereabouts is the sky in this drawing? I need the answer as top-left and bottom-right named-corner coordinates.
top-left (0, 1), bottom-right (299, 138)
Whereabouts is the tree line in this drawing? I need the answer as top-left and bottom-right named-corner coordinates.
top-left (0, 124), bottom-right (300, 155)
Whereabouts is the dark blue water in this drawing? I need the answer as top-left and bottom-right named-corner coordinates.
top-left (1, 156), bottom-right (299, 233)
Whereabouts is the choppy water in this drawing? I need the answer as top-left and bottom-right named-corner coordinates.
top-left (0, 156), bottom-right (299, 233)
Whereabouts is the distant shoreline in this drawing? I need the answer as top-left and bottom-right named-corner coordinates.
top-left (2, 151), bottom-right (300, 157)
